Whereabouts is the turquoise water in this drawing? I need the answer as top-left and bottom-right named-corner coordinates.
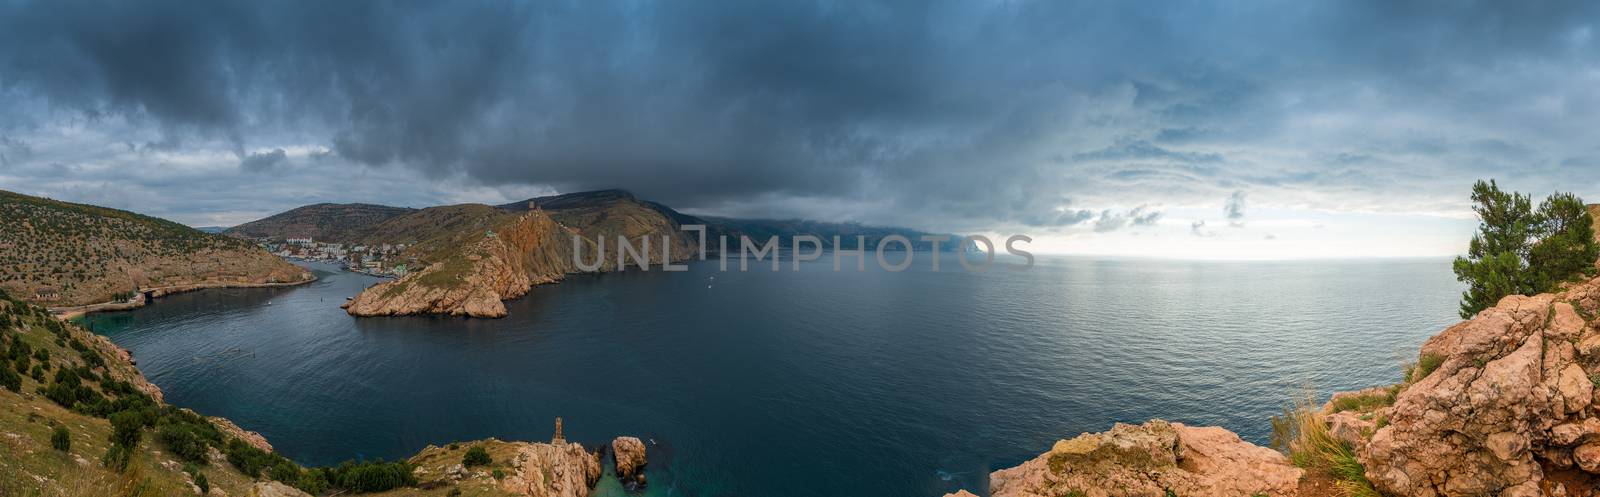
top-left (81, 255), bottom-right (1462, 496)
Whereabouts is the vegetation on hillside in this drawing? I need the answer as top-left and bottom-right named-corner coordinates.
top-left (1453, 180), bottom-right (1599, 318)
top-left (0, 190), bottom-right (304, 307)
top-left (0, 289), bottom-right (415, 496)
top-left (223, 203), bottom-right (416, 243)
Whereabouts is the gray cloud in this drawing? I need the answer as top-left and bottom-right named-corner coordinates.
top-left (1224, 191), bottom-right (1247, 227)
top-left (1093, 206), bottom-right (1163, 233)
top-left (240, 149), bottom-right (288, 172)
top-left (0, 1), bottom-right (1597, 229)
top-left (1191, 220), bottom-right (1214, 237)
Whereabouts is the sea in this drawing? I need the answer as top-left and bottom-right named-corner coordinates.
top-left (79, 254), bottom-right (1463, 497)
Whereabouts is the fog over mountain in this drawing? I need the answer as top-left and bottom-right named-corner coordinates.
top-left (0, 1), bottom-right (1596, 257)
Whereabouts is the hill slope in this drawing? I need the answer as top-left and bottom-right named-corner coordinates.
top-left (223, 203), bottom-right (416, 242)
top-left (342, 192), bottom-right (706, 318)
top-left (499, 189), bottom-right (704, 267)
top-left (0, 190), bottom-right (311, 308)
top-left (341, 205), bottom-right (583, 318)
top-left (0, 292), bottom-right (623, 497)
top-left (241, 189), bottom-right (967, 317)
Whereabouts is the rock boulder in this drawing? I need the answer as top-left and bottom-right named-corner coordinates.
top-left (612, 436), bottom-right (648, 488)
top-left (973, 419), bottom-right (1302, 497)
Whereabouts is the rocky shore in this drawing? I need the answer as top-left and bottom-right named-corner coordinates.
top-left (948, 273), bottom-right (1600, 497)
top-left (50, 275), bottom-right (317, 319)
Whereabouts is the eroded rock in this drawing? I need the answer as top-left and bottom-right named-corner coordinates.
top-left (1351, 277), bottom-right (1600, 496)
top-left (497, 440), bottom-right (602, 497)
top-left (979, 419), bottom-right (1301, 497)
top-left (612, 436), bottom-right (647, 488)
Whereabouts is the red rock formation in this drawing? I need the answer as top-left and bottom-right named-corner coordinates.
top-left (612, 436), bottom-right (647, 487)
top-left (1353, 280), bottom-right (1600, 497)
top-left (950, 420), bottom-right (1303, 497)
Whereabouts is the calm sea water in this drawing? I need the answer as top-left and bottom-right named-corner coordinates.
top-left (81, 255), bottom-right (1462, 497)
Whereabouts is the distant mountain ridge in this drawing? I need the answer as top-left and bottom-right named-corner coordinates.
top-left (235, 189), bottom-right (969, 317)
top-left (223, 203), bottom-right (416, 242)
top-left (0, 190), bottom-right (311, 307)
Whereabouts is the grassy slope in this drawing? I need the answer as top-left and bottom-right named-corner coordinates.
top-left (0, 297), bottom-right (258, 497)
top-left (0, 190), bottom-right (306, 307)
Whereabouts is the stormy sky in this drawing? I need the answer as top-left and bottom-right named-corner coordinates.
top-left (1, 1), bottom-right (1597, 258)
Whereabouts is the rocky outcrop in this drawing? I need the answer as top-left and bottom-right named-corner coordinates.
top-left (1353, 277), bottom-right (1600, 497)
top-left (344, 211), bottom-right (575, 318)
top-left (344, 195), bottom-right (705, 318)
top-left (963, 419), bottom-right (1302, 497)
top-left (249, 481), bottom-right (312, 497)
top-left (497, 440), bottom-right (603, 497)
top-left (82, 330), bottom-right (165, 402)
top-left (210, 415), bottom-right (274, 453)
top-left (612, 436), bottom-right (647, 487)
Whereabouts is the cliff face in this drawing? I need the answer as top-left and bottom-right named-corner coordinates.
top-left (0, 190), bottom-right (312, 308)
top-left (501, 189), bottom-right (702, 271)
top-left (344, 210), bottom-right (576, 318)
top-left (1336, 275), bottom-right (1600, 497)
top-left (346, 193), bottom-right (703, 318)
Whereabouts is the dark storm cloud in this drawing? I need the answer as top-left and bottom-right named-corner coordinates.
top-left (0, 0), bottom-right (1598, 229)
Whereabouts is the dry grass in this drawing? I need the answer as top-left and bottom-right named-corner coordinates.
top-left (1271, 394), bottom-right (1382, 497)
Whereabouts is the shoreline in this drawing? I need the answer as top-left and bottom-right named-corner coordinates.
top-left (49, 276), bottom-right (318, 320)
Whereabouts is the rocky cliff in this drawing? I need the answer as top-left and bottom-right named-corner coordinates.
top-left (953, 272), bottom-right (1600, 497)
top-left (0, 190), bottom-right (312, 308)
top-left (950, 420), bottom-right (1303, 497)
top-left (346, 192), bottom-right (703, 318)
top-left (1333, 275), bottom-right (1600, 497)
top-left (344, 209), bottom-right (577, 318)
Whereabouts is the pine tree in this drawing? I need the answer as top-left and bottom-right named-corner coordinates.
top-left (1453, 180), bottom-right (1534, 317)
top-left (1529, 192), bottom-right (1600, 290)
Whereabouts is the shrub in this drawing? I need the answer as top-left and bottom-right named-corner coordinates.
top-left (295, 470), bottom-right (331, 495)
top-left (158, 422), bottom-right (211, 464)
top-left (328, 459), bottom-right (416, 493)
top-left (102, 444), bottom-right (132, 471)
top-left (270, 458), bottom-right (302, 483)
top-left (195, 472), bottom-right (210, 495)
top-left (51, 425), bottom-right (70, 452)
top-left (462, 445), bottom-right (492, 467)
top-left (225, 438), bottom-right (277, 477)
top-left (108, 410), bottom-right (143, 449)
top-left (0, 367), bottom-right (18, 392)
